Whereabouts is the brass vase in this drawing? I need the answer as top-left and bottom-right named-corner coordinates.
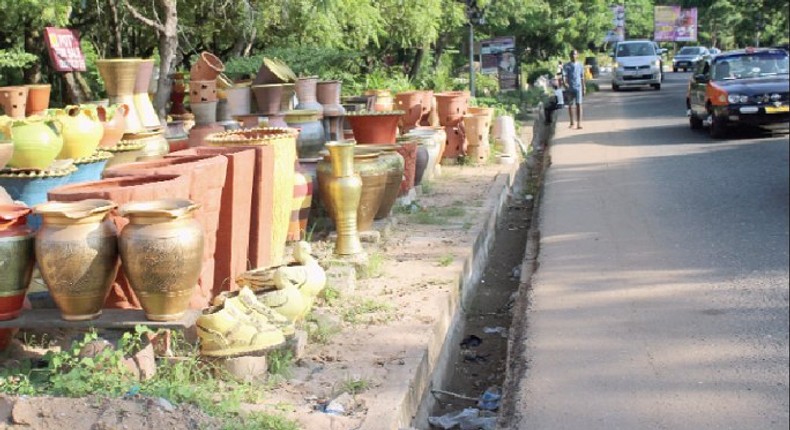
top-left (0, 204), bottom-right (35, 320)
top-left (354, 144), bottom-right (404, 220)
top-left (34, 199), bottom-right (119, 321)
top-left (96, 58), bottom-right (145, 133)
top-left (118, 199), bottom-right (203, 321)
top-left (319, 141), bottom-right (362, 255)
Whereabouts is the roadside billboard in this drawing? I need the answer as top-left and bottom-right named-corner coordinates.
top-left (480, 36), bottom-right (518, 91)
top-left (44, 27), bottom-right (86, 72)
top-left (654, 6), bottom-right (698, 42)
top-left (604, 5), bottom-right (626, 43)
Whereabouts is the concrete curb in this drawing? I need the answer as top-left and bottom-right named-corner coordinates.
top-left (359, 160), bottom-right (523, 430)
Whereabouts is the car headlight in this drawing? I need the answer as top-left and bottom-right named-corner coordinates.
top-left (653, 59), bottom-right (661, 67)
top-left (614, 62), bottom-right (621, 69)
top-left (727, 94), bottom-right (749, 103)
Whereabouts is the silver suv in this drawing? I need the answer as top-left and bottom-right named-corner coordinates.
top-left (610, 40), bottom-right (663, 91)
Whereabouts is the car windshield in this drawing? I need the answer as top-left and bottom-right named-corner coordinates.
top-left (616, 43), bottom-right (654, 57)
top-left (679, 47), bottom-right (703, 55)
top-left (711, 53), bottom-right (790, 81)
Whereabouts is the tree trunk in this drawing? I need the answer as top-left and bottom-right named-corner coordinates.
top-left (409, 47), bottom-right (425, 80)
top-left (108, 0), bottom-right (124, 57)
top-left (63, 72), bottom-right (93, 104)
top-left (23, 27), bottom-right (42, 84)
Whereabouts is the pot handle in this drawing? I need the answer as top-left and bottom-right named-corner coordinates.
top-left (116, 103), bottom-right (130, 118)
top-left (95, 105), bottom-right (107, 122)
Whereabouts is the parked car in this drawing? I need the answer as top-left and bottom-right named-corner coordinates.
top-left (686, 47), bottom-right (789, 138)
top-left (708, 47), bottom-right (722, 55)
top-left (673, 46), bottom-right (709, 72)
top-left (610, 40), bottom-right (663, 91)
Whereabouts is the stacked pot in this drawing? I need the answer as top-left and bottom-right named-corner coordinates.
top-left (249, 57), bottom-right (298, 130)
top-left (434, 91), bottom-right (470, 161)
top-left (463, 106), bottom-right (494, 165)
top-left (317, 80), bottom-right (346, 142)
top-left (188, 52), bottom-right (225, 147)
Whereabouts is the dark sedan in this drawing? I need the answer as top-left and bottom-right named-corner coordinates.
top-left (687, 48), bottom-right (789, 138)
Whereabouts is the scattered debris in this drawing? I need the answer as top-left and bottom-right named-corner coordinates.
top-left (482, 327), bottom-right (508, 338)
top-left (460, 335), bottom-right (482, 349)
top-left (476, 387), bottom-right (501, 411)
top-left (427, 407), bottom-right (497, 430)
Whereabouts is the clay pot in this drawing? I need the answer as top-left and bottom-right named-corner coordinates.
top-left (394, 91), bottom-right (423, 134)
top-left (121, 130), bottom-right (169, 159)
top-left (284, 110), bottom-right (325, 158)
top-left (405, 128), bottom-right (443, 182)
top-left (443, 124), bottom-right (466, 160)
top-left (34, 199), bottom-right (119, 321)
top-left (295, 77), bottom-right (324, 115)
top-left (190, 80), bottom-right (218, 104)
top-left (119, 199), bottom-right (203, 321)
top-left (190, 52), bottom-right (225, 81)
top-left (264, 113), bottom-right (288, 128)
top-left (318, 149), bottom-right (387, 232)
top-left (47, 174), bottom-right (191, 310)
top-left (317, 81), bottom-right (345, 116)
top-left (435, 91), bottom-right (470, 126)
top-left (25, 84), bottom-right (51, 116)
top-left (354, 144), bottom-right (404, 220)
top-left (316, 141), bottom-right (363, 255)
top-left (205, 127), bottom-right (297, 267)
top-left (96, 59), bottom-right (145, 133)
top-left (169, 72), bottom-right (188, 116)
top-left (254, 57), bottom-right (297, 85)
top-left (224, 86), bottom-right (251, 117)
top-left (463, 113), bottom-right (491, 165)
top-left (288, 162), bottom-right (313, 242)
top-left (251, 84), bottom-right (284, 115)
top-left (103, 155), bottom-right (228, 309)
top-left (418, 90), bottom-right (434, 126)
top-left (366, 89), bottom-right (394, 112)
top-left (0, 86), bottom-right (28, 119)
top-left (50, 106), bottom-right (105, 160)
top-left (191, 101), bottom-right (218, 126)
top-left (394, 139), bottom-right (418, 196)
top-left (3, 116), bottom-right (64, 169)
top-left (97, 104), bottom-right (129, 148)
top-left (0, 166), bottom-right (77, 227)
top-left (0, 204), bottom-right (35, 320)
top-left (346, 110), bottom-right (404, 145)
top-left (468, 106), bottom-right (494, 130)
top-left (279, 83), bottom-right (296, 112)
top-left (188, 123), bottom-right (224, 148)
top-left (69, 151), bottom-right (113, 184)
top-left (134, 59), bottom-right (161, 128)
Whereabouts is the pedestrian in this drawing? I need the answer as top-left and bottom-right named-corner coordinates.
top-left (562, 49), bottom-right (586, 129)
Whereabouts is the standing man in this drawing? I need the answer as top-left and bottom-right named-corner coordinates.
top-left (562, 49), bottom-right (586, 129)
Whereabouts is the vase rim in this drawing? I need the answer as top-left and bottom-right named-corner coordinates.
top-left (345, 110), bottom-right (404, 117)
top-left (119, 198), bottom-right (199, 219)
top-left (34, 199), bottom-right (116, 219)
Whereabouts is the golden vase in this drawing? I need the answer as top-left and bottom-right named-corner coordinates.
top-left (321, 141), bottom-right (363, 255)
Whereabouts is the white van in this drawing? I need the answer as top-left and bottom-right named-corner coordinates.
top-left (610, 40), bottom-right (663, 91)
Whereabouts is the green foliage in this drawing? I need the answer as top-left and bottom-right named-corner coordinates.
top-left (266, 350), bottom-right (294, 381)
top-left (0, 50), bottom-right (38, 70)
top-left (358, 251), bottom-right (385, 279)
top-left (437, 254), bottom-right (454, 267)
top-left (339, 376), bottom-right (370, 395)
top-left (340, 298), bottom-right (393, 324)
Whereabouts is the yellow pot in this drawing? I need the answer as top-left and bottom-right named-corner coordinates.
top-left (50, 106), bottom-right (105, 160)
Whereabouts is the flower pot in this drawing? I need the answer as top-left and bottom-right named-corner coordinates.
top-left (317, 141), bottom-right (363, 255)
top-left (47, 174), bottom-right (191, 310)
top-left (188, 123), bottom-right (224, 147)
top-left (463, 113), bottom-right (491, 165)
top-left (317, 81), bottom-right (345, 117)
top-left (287, 162), bottom-right (313, 242)
top-left (69, 151), bottom-right (113, 184)
top-left (443, 124), bottom-right (466, 160)
top-left (119, 199), bottom-right (203, 321)
top-left (394, 139), bottom-right (418, 196)
top-left (468, 106), bottom-right (494, 130)
top-left (97, 59), bottom-right (146, 133)
top-left (354, 144), bottom-right (403, 220)
top-left (418, 90), bottom-right (434, 126)
top-left (284, 110), bottom-right (325, 158)
top-left (190, 101), bottom-right (218, 126)
top-left (190, 52), bottom-right (225, 81)
top-left (405, 127), bottom-right (443, 182)
top-left (134, 59), bottom-right (161, 128)
top-left (0, 204), bottom-right (35, 320)
top-left (295, 77), bottom-right (323, 115)
top-left (0, 86), bottom-right (28, 119)
top-left (366, 89), bottom-right (394, 112)
top-left (25, 84), bottom-right (51, 116)
top-left (97, 104), bottom-right (129, 148)
top-left (435, 91), bottom-right (470, 126)
top-left (224, 86), bottom-right (252, 117)
top-left (254, 57), bottom-right (297, 85)
top-left (190, 80), bottom-right (218, 103)
top-left (318, 149), bottom-right (387, 232)
top-left (394, 91), bottom-right (423, 134)
top-left (49, 106), bottom-right (105, 160)
top-left (169, 73), bottom-right (188, 116)
top-left (2, 116), bottom-right (64, 170)
top-left (0, 166), bottom-right (76, 229)
top-left (34, 199), bottom-right (119, 321)
top-left (251, 84), bottom-right (284, 115)
top-left (346, 110), bottom-right (404, 145)
top-left (205, 128), bottom-right (297, 267)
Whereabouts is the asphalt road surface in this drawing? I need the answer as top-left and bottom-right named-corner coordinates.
top-left (512, 71), bottom-right (789, 429)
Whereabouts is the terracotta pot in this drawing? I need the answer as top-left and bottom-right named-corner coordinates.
top-left (346, 110), bottom-right (403, 145)
top-left (254, 57), bottom-right (297, 85)
top-left (96, 59), bottom-right (145, 133)
top-left (251, 84), bottom-right (284, 115)
top-left (2, 116), bottom-right (64, 170)
top-left (190, 52), bottom-right (225, 81)
top-left (288, 161), bottom-right (313, 242)
top-left (354, 144), bottom-right (403, 220)
top-left (168, 146), bottom-right (254, 294)
top-left (295, 77), bottom-right (324, 115)
top-left (443, 124), bottom-right (466, 160)
top-left (121, 130), bottom-right (169, 159)
top-left (280, 83), bottom-right (296, 112)
top-left (394, 139), bottom-right (417, 196)
top-left (187, 123), bottom-right (224, 147)
top-left (169, 73), bottom-right (188, 116)
top-left (190, 101), bottom-right (218, 126)
top-left (418, 90), bottom-right (434, 125)
top-left (134, 59), bottom-right (161, 128)
top-left (318, 149), bottom-right (387, 232)
top-left (468, 106), bottom-right (494, 130)
top-left (119, 199), bottom-right (203, 321)
top-left (97, 104), bottom-right (129, 148)
top-left (0, 167), bottom-right (76, 230)
top-left (47, 174), bottom-right (191, 310)
top-left (366, 89), bottom-right (394, 112)
top-left (435, 91), bottom-right (470, 126)
top-left (0, 140), bottom-right (12, 170)
top-left (190, 80), bottom-right (218, 104)
top-left (103, 155), bottom-right (228, 309)
top-left (0, 204), bottom-right (35, 320)
top-left (317, 81), bottom-right (345, 116)
top-left (25, 84), bottom-right (51, 116)
top-left (69, 151), bottom-right (113, 184)
top-left (34, 199), bottom-right (119, 321)
top-left (317, 141), bottom-right (363, 255)
top-left (394, 91), bottom-right (423, 134)
top-left (205, 128), bottom-right (297, 267)
top-left (463, 113), bottom-right (491, 165)
top-left (225, 86), bottom-right (251, 117)
top-left (284, 110), bottom-right (325, 158)
top-left (49, 106), bottom-right (105, 160)
top-left (0, 86), bottom-right (28, 119)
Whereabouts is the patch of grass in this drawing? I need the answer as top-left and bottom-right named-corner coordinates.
top-left (410, 205), bottom-right (466, 225)
top-left (267, 349), bottom-right (294, 381)
top-left (420, 181), bottom-right (435, 195)
top-left (340, 298), bottom-right (393, 325)
top-left (463, 220), bottom-right (474, 230)
top-left (437, 254), bottom-right (454, 266)
top-left (319, 285), bottom-right (341, 306)
top-left (339, 376), bottom-right (371, 395)
top-left (358, 251), bottom-right (385, 279)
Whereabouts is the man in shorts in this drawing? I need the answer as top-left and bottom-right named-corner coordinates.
top-left (562, 49), bottom-right (586, 129)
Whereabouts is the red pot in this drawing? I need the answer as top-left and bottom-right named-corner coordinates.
top-left (190, 52), bottom-right (225, 81)
top-left (0, 204), bottom-right (35, 320)
top-left (435, 91), bottom-right (470, 126)
top-left (346, 111), bottom-right (403, 144)
top-left (25, 84), bottom-right (51, 116)
top-left (394, 91), bottom-right (424, 134)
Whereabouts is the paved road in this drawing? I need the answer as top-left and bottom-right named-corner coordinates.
top-left (512, 72), bottom-right (789, 429)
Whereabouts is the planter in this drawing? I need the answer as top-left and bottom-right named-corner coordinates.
top-left (188, 123), bottom-right (224, 148)
top-left (169, 72), bottom-right (188, 115)
top-left (96, 58), bottom-right (145, 133)
top-left (190, 52), bottom-right (225, 81)
top-left (251, 84), bottom-right (284, 115)
top-left (463, 113), bottom-right (491, 165)
top-left (134, 59), bottom-right (161, 128)
top-left (346, 110), bottom-right (404, 145)
top-left (34, 199), bottom-right (119, 321)
top-left (284, 110), bottom-right (325, 158)
top-left (103, 140), bottom-right (146, 170)
top-left (0, 165), bottom-right (76, 229)
top-left (492, 115), bottom-right (520, 158)
top-left (295, 77), bottom-right (323, 115)
top-left (97, 104), bottom-right (129, 148)
top-left (394, 139), bottom-right (418, 196)
top-left (366, 89), bottom-right (394, 112)
top-left (435, 91), bottom-right (470, 126)
top-left (394, 91), bottom-right (423, 134)
top-left (3, 116), bottom-right (64, 170)
top-left (224, 86), bottom-right (251, 117)
top-left (205, 127), bottom-right (297, 268)
top-left (168, 146), bottom-right (255, 294)
top-left (119, 199), bottom-right (203, 321)
top-left (418, 90), bottom-right (434, 126)
top-left (468, 106), bottom-right (494, 130)
top-left (47, 174), bottom-right (190, 310)
top-left (69, 151), bottom-right (113, 184)
top-left (318, 149), bottom-right (387, 232)
top-left (25, 84), bottom-right (51, 116)
top-left (288, 161), bottom-right (313, 242)
top-left (49, 106), bottom-right (105, 160)
top-left (354, 144), bottom-right (403, 220)
top-left (121, 130), bottom-right (169, 159)
top-left (443, 124), bottom-right (466, 160)
top-left (254, 57), bottom-right (297, 85)
top-left (190, 80), bottom-right (218, 103)
top-left (190, 101), bottom-right (218, 126)
top-left (316, 81), bottom-right (345, 116)
top-left (0, 204), bottom-right (35, 320)
top-left (405, 127), bottom-right (444, 181)
top-left (317, 141), bottom-right (363, 255)
top-left (280, 83), bottom-right (296, 112)
top-left (103, 155), bottom-right (228, 309)
top-left (0, 86), bottom-right (28, 119)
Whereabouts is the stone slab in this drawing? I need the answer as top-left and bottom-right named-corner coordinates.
top-left (0, 309), bottom-right (202, 330)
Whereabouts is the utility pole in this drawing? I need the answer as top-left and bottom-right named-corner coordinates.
top-left (464, 0), bottom-right (484, 97)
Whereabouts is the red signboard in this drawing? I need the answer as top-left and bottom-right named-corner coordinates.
top-left (44, 27), bottom-right (86, 72)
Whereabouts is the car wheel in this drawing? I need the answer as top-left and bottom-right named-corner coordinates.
top-left (709, 114), bottom-right (727, 138)
top-left (612, 83), bottom-right (620, 91)
top-left (652, 83), bottom-right (661, 90)
top-left (689, 113), bottom-right (703, 130)
top-left (673, 66), bottom-right (678, 72)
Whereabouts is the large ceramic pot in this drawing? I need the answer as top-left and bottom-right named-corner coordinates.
top-left (97, 104), bottom-right (129, 148)
top-left (317, 81), bottom-right (345, 116)
top-left (285, 110), bottom-right (325, 158)
top-left (0, 204), bottom-right (35, 320)
top-left (435, 91), bottom-right (469, 126)
top-left (190, 80), bottom-right (218, 103)
top-left (463, 113), bottom-right (491, 165)
top-left (134, 59), bottom-right (161, 128)
top-left (25, 84), bottom-right (51, 116)
top-left (69, 151), bottom-right (113, 184)
top-left (0, 87), bottom-right (28, 119)
top-left (102, 140), bottom-right (147, 170)
top-left (169, 72), bottom-right (188, 116)
top-left (121, 129), bottom-right (169, 159)
top-left (414, 144), bottom-right (429, 186)
top-left (288, 161), bottom-right (313, 242)
top-left (295, 77), bottom-right (323, 115)
top-left (468, 106), bottom-right (494, 131)
top-left (96, 58), bottom-right (145, 133)
top-left (405, 128), bottom-right (442, 182)
top-left (280, 83), bottom-right (296, 112)
top-left (254, 57), bottom-right (297, 85)
top-left (49, 106), bottom-right (105, 160)
top-left (394, 139), bottom-right (418, 196)
top-left (190, 52), bottom-right (225, 81)
top-left (190, 101), bottom-right (218, 125)
top-left (443, 124), bottom-right (466, 160)
top-left (224, 86), bottom-right (251, 117)
top-left (119, 199), bottom-right (203, 321)
top-left (318, 149), bottom-right (386, 232)
top-left (3, 117), bottom-right (64, 170)
top-left (394, 91), bottom-right (423, 134)
top-left (317, 141), bottom-right (363, 255)
top-left (0, 165), bottom-right (76, 229)
top-left (366, 89), bottom-right (394, 112)
top-left (204, 127), bottom-right (297, 267)
top-left (418, 90), bottom-right (434, 126)
top-left (354, 144), bottom-right (403, 220)
top-left (346, 110), bottom-right (404, 145)
top-left (251, 84), bottom-right (284, 115)
top-left (34, 199), bottom-right (119, 321)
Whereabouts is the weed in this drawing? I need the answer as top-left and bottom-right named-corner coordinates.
top-left (420, 181), bottom-right (434, 195)
top-left (463, 220), bottom-right (474, 231)
top-left (306, 319), bottom-right (341, 345)
top-left (20, 331), bottom-right (56, 349)
top-left (438, 254), bottom-right (454, 266)
top-left (319, 285), bottom-right (341, 306)
top-left (411, 205), bottom-right (466, 224)
top-left (267, 349), bottom-right (294, 380)
top-left (339, 376), bottom-right (371, 395)
top-left (341, 298), bottom-right (393, 325)
top-left (358, 251), bottom-right (384, 279)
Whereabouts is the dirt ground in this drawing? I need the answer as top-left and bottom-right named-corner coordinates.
top-left (0, 146), bottom-right (536, 429)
